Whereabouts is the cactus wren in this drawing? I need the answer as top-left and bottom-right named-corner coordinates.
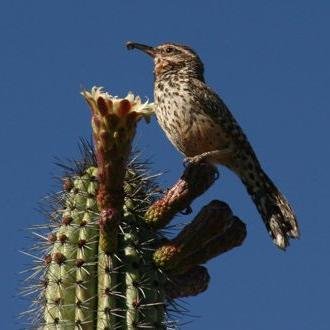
top-left (126, 41), bottom-right (299, 249)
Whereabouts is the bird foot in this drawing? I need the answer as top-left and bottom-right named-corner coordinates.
top-left (213, 168), bottom-right (220, 180)
top-left (180, 205), bottom-right (193, 215)
top-left (183, 155), bottom-right (220, 180)
top-left (183, 155), bottom-right (206, 167)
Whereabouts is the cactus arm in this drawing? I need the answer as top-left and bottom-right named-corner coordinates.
top-left (144, 163), bottom-right (218, 228)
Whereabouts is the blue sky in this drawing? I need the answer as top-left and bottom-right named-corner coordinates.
top-left (1, 1), bottom-right (329, 329)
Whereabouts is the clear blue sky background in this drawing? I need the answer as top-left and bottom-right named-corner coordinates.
top-left (1, 1), bottom-right (329, 329)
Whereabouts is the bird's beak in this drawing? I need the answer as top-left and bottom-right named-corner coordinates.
top-left (126, 41), bottom-right (156, 58)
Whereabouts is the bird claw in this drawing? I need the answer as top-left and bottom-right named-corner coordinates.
top-left (183, 155), bottom-right (205, 168)
top-left (183, 156), bottom-right (220, 180)
top-left (183, 157), bottom-right (192, 168)
top-left (213, 168), bottom-right (220, 180)
top-left (180, 205), bottom-right (192, 215)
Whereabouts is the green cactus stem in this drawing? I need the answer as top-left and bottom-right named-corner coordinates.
top-left (82, 88), bottom-right (159, 329)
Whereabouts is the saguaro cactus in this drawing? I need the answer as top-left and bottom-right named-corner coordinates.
top-left (22, 88), bottom-right (247, 329)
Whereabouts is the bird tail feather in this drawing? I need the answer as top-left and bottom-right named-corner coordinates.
top-left (240, 167), bottom-right (299, 249)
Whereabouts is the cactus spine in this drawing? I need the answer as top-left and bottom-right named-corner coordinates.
top-left (22, 88), bottom-right (247, 329)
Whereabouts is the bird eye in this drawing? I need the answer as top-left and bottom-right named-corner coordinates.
top-left (165, 46), bottom-right (173, 53)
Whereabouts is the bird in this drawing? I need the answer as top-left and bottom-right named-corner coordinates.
top-left (126, 41), bottom-right (299, 250)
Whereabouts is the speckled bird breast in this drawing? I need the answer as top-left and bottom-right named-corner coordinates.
top-left (154, 79), bottom-right (228, 157)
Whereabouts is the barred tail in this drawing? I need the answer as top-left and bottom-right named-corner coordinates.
top-left (239, 166), bottom-right (300, 249)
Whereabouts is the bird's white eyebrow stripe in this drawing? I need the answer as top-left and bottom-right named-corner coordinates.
top-left (160, 43), bottom-right (197, 57)
top-left (171, 45), bottom-right (195, 57)
top-left (180, 47), bottom-right (194, 56)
